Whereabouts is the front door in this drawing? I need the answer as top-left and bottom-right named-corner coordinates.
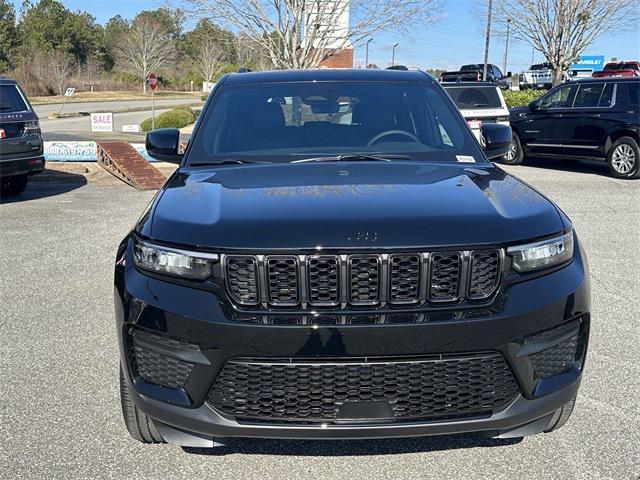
top-left (523, 84), bottom-right (578, 157)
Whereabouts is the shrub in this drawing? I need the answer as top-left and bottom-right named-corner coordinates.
top-left (140, 107), bottom-right (196, 132)
top-left (503, 89), bottom-right (547, 107)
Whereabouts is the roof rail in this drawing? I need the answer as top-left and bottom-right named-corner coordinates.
top-left (237, 67), bottom-right (252, 73)
top-left (386, 65), bottom-right (408, 71)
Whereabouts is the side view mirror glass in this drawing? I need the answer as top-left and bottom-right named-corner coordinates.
top-left (480, 123), bottom-right (512, 160)
top-left (146, 128), bottom-right (183, 164)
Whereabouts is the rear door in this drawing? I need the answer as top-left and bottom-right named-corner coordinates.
top-left (522, 83), bottom-right (578, 156)
top-left (0, 83), bottom-right (38, 157)
top-left (568, 82), bottom-right (614, 157)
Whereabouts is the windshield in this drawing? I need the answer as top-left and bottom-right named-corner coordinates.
top-left (529, 63), bottom-right (551, 71)
top-left (189, 81), bottom-right (482, 165)
top-left (0, 85), bottom-right (29, 113)
top-left (443, 86), bottom-right (503, 109)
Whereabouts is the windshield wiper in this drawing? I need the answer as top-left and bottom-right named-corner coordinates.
top-left (292, 153), bottom-right (411, 164)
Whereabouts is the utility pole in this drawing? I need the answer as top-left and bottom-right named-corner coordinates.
top-left (503, 18), bottom-right (511, 74)
top-left (482, 0), bottom-right (493, 81)
top-left (392, 42), bottom-right (399, 67)
top-left (365, 38), bottom-right (373, 69)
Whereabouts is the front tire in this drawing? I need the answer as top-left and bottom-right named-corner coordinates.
top-left (119, 366), bottom-right (164, 444)
top-left (501, 132), bottom-right (524, 165)
top-left (0, 174), bottom-right (28, 197)
top-left (608, 136), bottom-right (640, 179)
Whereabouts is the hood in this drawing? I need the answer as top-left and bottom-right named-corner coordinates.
top-left (143, 162), bottom-right (564, 250)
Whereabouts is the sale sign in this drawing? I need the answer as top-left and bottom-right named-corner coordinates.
top-left (90, 112), bottom-right (113, 132)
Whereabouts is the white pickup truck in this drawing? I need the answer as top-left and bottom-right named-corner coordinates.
top-left (520, 63), bottom-right (555, 90)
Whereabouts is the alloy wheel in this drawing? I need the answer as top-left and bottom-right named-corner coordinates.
top-left (611, 144), bottom-right (636, 174)
top-left (506, 138), bottom-right (518, 161)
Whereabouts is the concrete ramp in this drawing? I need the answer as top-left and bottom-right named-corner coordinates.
top-left (96, 141), bottom-right (166, 190)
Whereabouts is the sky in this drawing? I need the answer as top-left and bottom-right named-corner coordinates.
top-left (12, 0), bottom-right (640, 73)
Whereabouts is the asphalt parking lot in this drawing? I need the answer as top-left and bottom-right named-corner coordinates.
top-left (1, 159), bottom-right (639, 479)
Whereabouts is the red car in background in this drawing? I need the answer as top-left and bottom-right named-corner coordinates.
top-left (592, 61), bottom-right (640, 78)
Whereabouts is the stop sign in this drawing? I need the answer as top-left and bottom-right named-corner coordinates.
top-left (147, 72), bottom-right (158, 91)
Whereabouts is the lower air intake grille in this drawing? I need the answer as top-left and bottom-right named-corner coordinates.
top-left (207, 354), bottom-right (519, 424)
top-left (132, 331), bottom-right (195, 389)
top-left (530, 334), bottom-right (579, 379)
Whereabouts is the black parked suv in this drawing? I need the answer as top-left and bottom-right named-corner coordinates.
top-left (0, 78), bottom-right (45, 196)
top-left (115, 69), bottom-right (590, 448)
top-left (505, 77), bottom-right (640, 179)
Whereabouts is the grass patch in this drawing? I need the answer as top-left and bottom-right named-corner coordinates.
top-left (30, 90), bottom-right (204, 105)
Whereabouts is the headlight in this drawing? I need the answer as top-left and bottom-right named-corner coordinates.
top-left (507, 232), bottom-right (573, 272)
top-left (133, 237), bottom-right (217, 280)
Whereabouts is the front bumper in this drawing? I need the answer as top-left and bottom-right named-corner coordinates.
top-left (115, 236), bottom-right (590, 443)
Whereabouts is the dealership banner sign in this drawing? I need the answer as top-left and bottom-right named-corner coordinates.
top-left (570, 55), bottom-right (605, 71)
top-left (44, 141), bottom-right (157, 162)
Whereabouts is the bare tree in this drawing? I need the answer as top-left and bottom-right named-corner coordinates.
top-left (196, 36), bottom-right (222, 84)
top-left (179, 0), bottom-right (442, 69)
top-left (118, 18), bottom-right (176, 93)
top-left (493, 0), bottom-right (639, 85)
top-left (47, 49), bottom-right (73, 96)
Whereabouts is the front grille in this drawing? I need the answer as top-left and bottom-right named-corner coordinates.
top-left (132, 331), bottom-right (195, 389)
top-left (468, 251), bottom-right (501, 299)
top-left (307, 255), bottom-right (340, 305)
top-left (208, 353), bottom-right (519, 424)
top-left (223, 251), bottom-right (501, 309)
top-left (266, 256), bottom-right (299, 305)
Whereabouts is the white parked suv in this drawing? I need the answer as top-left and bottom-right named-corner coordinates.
top-left (442, 82), bottom-right (510, 143)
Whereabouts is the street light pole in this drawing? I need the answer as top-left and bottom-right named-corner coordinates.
top-left (392, 43), bottom-right (399, 67)
top-left (482, 0), bottom-right (493, 81)
top-left (365, 38), bottom-right (373, 69)
top-left (503, 18), bottom-right (511, 74)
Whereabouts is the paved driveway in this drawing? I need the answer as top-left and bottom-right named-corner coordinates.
top-left (0, 161), bottom-right (638, 479)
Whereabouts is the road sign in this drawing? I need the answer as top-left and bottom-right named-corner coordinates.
top-left (147, 72), bottom-right (158, 91)
top-left (90, 112), bottom-right (113, 133)
top-left (122, 124), bottom-right (140, 133)
top-left (64, 88), bottom-right (75, 97)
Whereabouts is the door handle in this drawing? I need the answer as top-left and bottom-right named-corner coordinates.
top-left (551, 113), bottom-right (563, 118)
top-left (590, 113), bottom-right (601, 118)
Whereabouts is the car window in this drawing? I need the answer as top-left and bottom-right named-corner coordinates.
top-left (493, 66), bottom-right (503, 78)
top-left (444, 86), bottom-right (503, 109)
top-left (620, 82), bottom-right (639, 106)
top-left (0, 85), bottom-right (29, 113)
top-left (540, 85), bottom-right (577, 109)
top-left (598, 83), bottom-right (614, 107)
top-left (190, 82), bottom-right (483, 164)
top-left (573, 83), bottom-right (605, 108)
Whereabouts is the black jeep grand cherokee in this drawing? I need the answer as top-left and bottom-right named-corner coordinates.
top-left (115, 69), bottom-right (590, 448)
top-left (0, 78), bottom-right (45, 196)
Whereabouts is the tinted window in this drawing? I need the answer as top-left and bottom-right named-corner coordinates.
top-left (540, 85), bottom-right (577, 109)
top-left (444, 86), bottom-right (503, 108)
top-left (573, 83), bottom-right (605, 108)
top-left (190, 82), bottom-right (482, 164)
top-left (620, 63), bottom-right (639, 71)
top-left (530, 63), bottom-right (551, 70)
top-left (461, 65), bottom-right (482, 71)
top-left (0, 85), bottom-right (29, 113)
top-left (493, 66), bottom-right (503, 78)
top-left (598, 83), bottom-right (614, 107)
top-left (621, 82), bottom-right (639, 106)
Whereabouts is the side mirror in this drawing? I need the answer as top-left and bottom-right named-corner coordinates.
top-left (529, 99), bottom-right (540, 111)
top-left (146, 128), bottom-right (183, 164)
top-left (481, 123), bottom-right (512, 160)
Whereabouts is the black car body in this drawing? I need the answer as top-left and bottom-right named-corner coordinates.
top-left (506, 78), bottom-right (640, 179)
top-left (115, 69), bottom-right (590, 448)
top-left (441, 64), bottom-right (510, 89)
top-left (0, 78), bottom-right (45, 196)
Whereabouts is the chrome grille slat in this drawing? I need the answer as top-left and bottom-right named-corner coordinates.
top-left (223, 250), bottom-right (501, 308)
